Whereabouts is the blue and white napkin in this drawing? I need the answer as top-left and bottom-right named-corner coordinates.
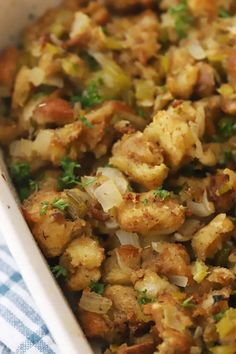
top-left (0, 233), bottom-right (57, 354)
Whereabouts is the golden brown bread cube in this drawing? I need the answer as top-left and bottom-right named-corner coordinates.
top-left (60, 236), bottom-right (105, 291)
top-left (110, 132), bottom-right (168, 190)
top-left (192, 214), bottom-right (234, 261)
top-left (116, 192), bottom-right (185, 236)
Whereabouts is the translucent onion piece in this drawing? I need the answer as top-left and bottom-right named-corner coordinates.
top-left (79, 291), bottom-right (112, 314)
top-left (115, 230), bottom-right (140, 248)
top-left (94, 180), bottom-right (123, 212)
top-left (169, 275), bottom-right (188, 287)
top-left (97, 167), bottom-right (128, 194)
top-left (187, 191), bottom-right (215, 217)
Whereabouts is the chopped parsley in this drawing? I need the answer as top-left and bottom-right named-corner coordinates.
top-left (213, 312), bottom-right (225, 322)
top-left (153, 187), bottom-right (170, 200)
top-left (219, 149), bottom-right (234, 166)
top-left (142, 198), bottom-right (149, 206)
top-left (51, 265), bottom-right (67, 279)
top-left (79, 177), bottom-right (96, 190)
top-left (90, 281), bottom-right (105, 295)
top-left (71, 81), bottom-right (103, 108)
top-left (10, 161), bottom-right (38, 201)
top-left (219, 7), bottom-right (231, 18)
top-left (52, 198), bottom-right (69, 212)
top-left (181, 296), bottom-right (195, 308)
top-left (169, 0), bottom-right (194, 38)
top-left (40, 201), bottom-right (49, 216)
top-left (79, 115), bottom-right (94, 128)
top-left (58, 156), bottom-right (80, 190)
top-left (217, 116), bottom-right (236, 140)
top-left (138, 290), bottom-right (154, 305)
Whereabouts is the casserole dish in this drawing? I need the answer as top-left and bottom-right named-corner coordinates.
top-left (0, 1), bottom-right (93, 353)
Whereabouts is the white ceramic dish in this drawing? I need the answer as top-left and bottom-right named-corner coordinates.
top-left (0, 1), bottom-right (95, 353)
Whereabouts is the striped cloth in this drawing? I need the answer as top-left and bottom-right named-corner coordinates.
top-left (0, 235), bottom-right (57, 354)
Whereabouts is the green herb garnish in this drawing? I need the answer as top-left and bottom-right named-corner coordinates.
top-left (79, 177), bottom-right (96, 190)
top-left (52, 198), bottom-right (69, 212)
top-left (142, 198), bottom-right (149, 206)
top-left (40, 201), bottom-right (49, 216)
top-left (58, 156), bottom-right (80, 190)
top-left (79, 115), bottom-right (94, 128)
top-left (182, 296), bottom-right (195, 308)
top-left (138, 290), bottom-right (154, 305)
top-left (90, 281), bottom-right (105, 295)
top-left (169, 0), bottom-right (194, 38)
top-left (213, 312), bottom-right (225, 322)
top-left (217, 116), bottom-right (236, 140)
top-left (51, 265), bottom-right (67, 279)
top-left (153, 187), bottom-right (170, 200)
top-left (10, 161), bottom-right (37, 201)
top-left (219, 7), bottom-right (231, 18)
top-left (219, 149), bottom-right (234, 166)
top-left (71, 81), bottom-right (103, 108)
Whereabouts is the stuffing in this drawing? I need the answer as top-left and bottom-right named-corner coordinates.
top-left (60, 236), bottom-right (105, 291)
top-left (23, 190), bottom-right (86, 257)
top-left (142, 243), bottom-right (192, 283)
top-left (5, 1), bottom-right (236, 352)
top-left (110, 132), bottom-right (169, 189)
top-left (116, 192), bottom-right (185, 236)
top-left (192, 214), bottom-right (234, 261)
top-left (9, 121), bottom-right (83, 169)
top-left (102, 245), bottom-right (141, 285)
top-left (133, 269), bottom-right (177, 297)
top-left (144, 102), bottom-right (205, 169)
top-left (32, 96), bottom-right (75, 126)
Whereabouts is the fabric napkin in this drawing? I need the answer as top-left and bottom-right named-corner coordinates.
top-left (0, 233), bottom-right (58, 354)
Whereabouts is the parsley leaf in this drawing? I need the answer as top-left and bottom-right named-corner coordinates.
top-left (51, 265), bottom-right (67, 279)
top-left (52, 198), bottom-right (69, 212)
top-left (90, 281), bottom-right (105, 295)
top-left (58, 157), bottom-right (80, 190)
top-left (40, 201), bottom-right (49, 216)
top-left (79, 115), bottom-right (94, 128)
top-left (219, 149), bottom-right (234, 166)
top-left (213, 312), bottom-right (225, 322)
top-left (169, 0), bottom-right (194, 38)
top-left (71, 82), bottom-right (103, 108)
top-left (153, 187), bottom-right (170, 200)
top-left (10, 161), bottom-right (37, 201)
top-left (219, 7), bottom-right (231, 18)
top-left (11, 162), bottom-right (30, 185)
top-left (142, 198), bottom-right (149, 206)
top-left (217, 117), bottom-right (236, 140)
top-left (138, 290), bottom-right (154, 305)
top-left (182, 296), bottom-right (195, 308)
top-left (79, 177), bottom-right (96, 190)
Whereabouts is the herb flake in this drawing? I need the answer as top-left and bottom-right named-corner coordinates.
top-left (52, 198), bottom-right (69, 212)
top-left (153, 187), bottom-right (170, 200)
top-left (51, 265), bottom-right (67, 279)
top-left (90, 281), bottom-right (105, 295)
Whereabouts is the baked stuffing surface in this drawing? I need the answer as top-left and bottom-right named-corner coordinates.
top-left (1, 1), bottom-right (236, 353)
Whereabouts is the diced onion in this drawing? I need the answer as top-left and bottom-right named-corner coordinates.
top-left (97, 167), bottom-right (128, 194)
top-left (188, 41), bottom-right (206, 60)
top-left (152, 242), bottom-right (164, 253)
top-left (187, 190), bottom-right (215, 217)
top-left (94, 180), bottom-right (123, 212)
top-left (79, 291), bottom-right (112, 314)
top-left (174, 219), bottom-right (201, 242)
top-left (70, 12), bottom-right (91, 39)
top-left (169, 275), bottom-right (188, 288)
top-left (29, 67), bottom-right (45, 87)
top-left (115, 230), bottom-right (140, 248)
